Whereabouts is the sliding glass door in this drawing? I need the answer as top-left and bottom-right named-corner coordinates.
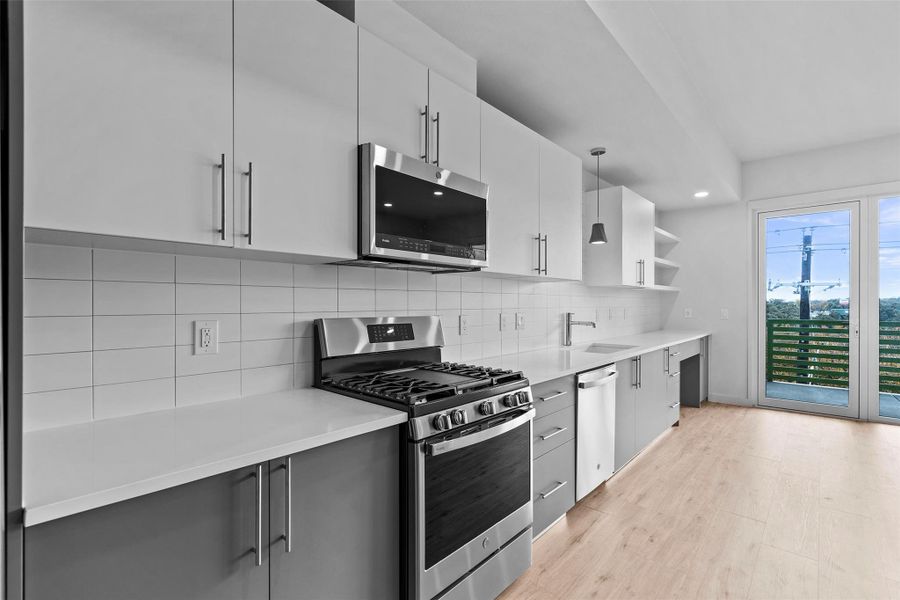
top-left (877, 196), bottom-right (900, 421)
top-left (758, 203), bottom-right (860, 418)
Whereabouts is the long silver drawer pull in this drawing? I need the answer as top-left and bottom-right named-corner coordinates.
top-left (539, 426), bottom-right (568, 441)
top-left (284, 456), bottom-right (292, 553)
top-left (670, 352), bottom-right (681, 357)
top-left (539, 391), bottom-right (567, 402)
top-left (427, 409), bottom-right (535, 456)
top-left (217, 153), bottom-right (227, 241)
top-left (540, 481), bottom-right (567, 500)
top-left (253, 464), bottom-right (262, 566)
top-left (578, 372), bottom-right (618, 389)
top-left (669, 371), bottom-right (681, 378)
top-left (244, 162), bottom-right (253, 246)
top-left (670, 402), bottom-right (681, 409)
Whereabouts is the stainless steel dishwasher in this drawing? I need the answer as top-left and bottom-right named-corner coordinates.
top-left (576, 364), bottom-right (617, 501)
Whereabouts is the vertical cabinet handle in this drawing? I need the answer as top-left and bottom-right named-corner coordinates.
top-left (534, 234), bottom-right (543, 273)
top-left (283, 457), bottom-right (293, 553)
top-left (432, 111), bottom-right (440, 166)
top-left (244, 162), bottom-right (253, 246)
top-left (632, 357), bottom-right (638, 388)
top-left (420, 106), bottom-right (429, 161)
top-left (664, 347), bottom-right (670, 374)
top-left (253, 464), bottom-right (262, 567)
top-left (637, 355), bottom-right (642, 389)
top-left (542, 235), bottom-right (549, 275)
top-left (218, 153), bottom-right (227, 241)
top-left (636, 260), bottom-right (642, 286)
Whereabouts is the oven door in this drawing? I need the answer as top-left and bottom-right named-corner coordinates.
top-left (412, 408), bottom-right (534, 600)
top-left (360, 143), bottom-right (489, 269)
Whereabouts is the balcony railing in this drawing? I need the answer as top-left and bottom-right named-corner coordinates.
top-left (765, 318), bottom-right (900, 393)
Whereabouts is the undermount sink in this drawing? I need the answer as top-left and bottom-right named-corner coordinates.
top-left (583, 343), bottom-right (638, 354)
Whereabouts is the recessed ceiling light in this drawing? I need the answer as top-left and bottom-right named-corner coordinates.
top-left (433, 190), bottom-right (443, 196)
top-left (383, 203), bottom-right (393, 207)
top-left (694, 190), bottom-right (709, 199)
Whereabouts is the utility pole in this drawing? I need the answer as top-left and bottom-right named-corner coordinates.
top-left (799, 230), bottom-right (813, 380)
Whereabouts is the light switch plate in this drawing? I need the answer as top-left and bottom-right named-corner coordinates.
top-left (720, 308), bottom-right (730, 320)
top-left (515, 313), bottom-right (525, 330)
top-left (194, 320), bottom-right (219, 354)
top-left (459, 314), bottom-right (469, 336)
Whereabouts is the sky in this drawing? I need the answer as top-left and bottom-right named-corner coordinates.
top-left (764, 196), bottom-right (900, 305)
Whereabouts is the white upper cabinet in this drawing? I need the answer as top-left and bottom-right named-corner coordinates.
top-left (427, 71), bottom-right (481, 180)
top-left (24, 0), bottom-right (234, 246)
top-left (584, 186), bottom-right (656, 288)
top-left (233, 0), bottom-right (356, 259)
top-left (358, 28), bottom-right (429, 160)
top-left (480, 103), bottom-right (540, 277)
top-left (539, 138), bottom-right (583, 281)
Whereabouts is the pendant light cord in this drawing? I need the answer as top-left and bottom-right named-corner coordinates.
top-left (596, 152), bottom-right (601, 220)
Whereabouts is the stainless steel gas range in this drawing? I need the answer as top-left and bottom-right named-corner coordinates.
top-left (314, 316), bottom-right (533, 600)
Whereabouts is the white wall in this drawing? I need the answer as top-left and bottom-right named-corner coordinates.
top-left (657, 203), bottom-right (751, 405)
top-left (743, 133), bottom-right (900, 202)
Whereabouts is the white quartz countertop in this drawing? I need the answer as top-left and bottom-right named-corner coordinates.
top-left (483, 330), bottom-right (711, 385)
top-left (23, 388), bottom-right (407, 527)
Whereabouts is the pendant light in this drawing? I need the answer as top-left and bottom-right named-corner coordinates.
top-left (588, 147), bottom-right (608, 244)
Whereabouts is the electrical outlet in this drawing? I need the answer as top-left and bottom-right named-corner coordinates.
top-left (515, 313), bottom-right (526, 330)
top-left (194, 320), bottom-right (219, 354)
top-left (459, 314), bottom-right (469, 336)
top-left (720, 308), bottom-right (730, 320)
top-left (500, 313), bottom-right (512, 332)
top-left (684, 308), bottom-right (693, 319)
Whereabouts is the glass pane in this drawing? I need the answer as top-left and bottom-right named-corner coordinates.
top-left (765, 210), bottom-right (852, 407)
top-left (879, 196), bottom-right (900, 419)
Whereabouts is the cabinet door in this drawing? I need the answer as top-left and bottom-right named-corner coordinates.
top-left (480, 103), bottom-right (540, 277)
top-left (25, 465), bottom-right (268, 600)
top-left (428, 70), bottom-right (481, 179)
top-left (665, 368), bottom-right (681, 427)
top-left (700, 337), bottom-right (710, 402)
top-left (359, 28), bottom-right (429, 160)
top-left (270, 427), bottom-right (400, 600)
top-left (233, 0), bottom-right (356, 259)
top-left (614, 358), bottom-right (637, 471)
top-left (620, 188), bottom-right (655, 287)
top-left (24, 0), bottom-right (234, 246)
top-left (539, 138), bottom-right (583, 281)
top-left (635, 349), bottom-right (666, 450)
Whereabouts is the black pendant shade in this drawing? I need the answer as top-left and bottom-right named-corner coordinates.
top-left (589, 222), bottom-right (607, 244)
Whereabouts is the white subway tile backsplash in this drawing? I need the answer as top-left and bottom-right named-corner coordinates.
top-left (293, 337), bottom-right (314, 364)
top-left (24, 244), bottom-right (92, 280)
top-left (243, 364), bottom-right (293, 396)
top-left (24, 352), bottom-right (92, 393)
top-left (338, 265), bottom-right (375, 289)
top-left (241, 286), bottom-right (293, 313)
top-left (460, 275), bottom-right (483, 293)
top-left (461, 293), bottom-right (482, 310)
top-left (23, 387), bottom-right (93, 431)
top-left (293, 264), bottom-right (337, 288)
top-left (175, 314), bottom-right (241, 345)
top-left (338, 289), bottom-right (375, 312)
top-left (437, 293), bottom-right (462, 311)
top-left (482, 293), bottom-right (501, 309)
top-left (375, 269), bottom-right (407, 290)
top-left (241, 339), bottom-right (293, 370)
top-left (375, 289), bottom-right (407, 312)
top-left (482, 278), bottom-right (501, 293)
top-left (294, 362), bottom-right (313, 388)
top-left (93, 315), bottom-right (174, 350)
top-left (241, 260), bottom-right (293, 287)
top-left (24, 280), bottom-right (92, 317)
top-left (407, 271), bottom-right (436, 291)
top-left (175, 342), bottom-right (241, 377)
top-left (175, 255), bottom-right (240, 285)
top-left (408, 290), bottom-right (437, 311)
top-left (94, 347), bottom-right (174, 385)
top-left (24, 316), bottom-right (92, 355)
top-left (93, 378), bottom-right (175, 420)
top-left (242, 313), bottom-right (294, 341)
top-left (94, 282), bottom-right (174, 316)
top-left (294, 287), bottom-right (338, 313)
top-left (436, 274), bottom-right (461, 292)
top-left (176, 371), bottom-right (241, 407)
top-left (294, 312), bottom-right (336, 338)
top-left (93, 249), bottom-right (174, 283)
top-left (176, 284), bottom-right (240, 314)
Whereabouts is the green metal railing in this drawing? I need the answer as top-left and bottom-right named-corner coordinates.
top-left (765, 319), bottom-right (900, 393)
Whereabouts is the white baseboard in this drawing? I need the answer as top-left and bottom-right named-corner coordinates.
top-left (708, 394), bottom-right (754, 407)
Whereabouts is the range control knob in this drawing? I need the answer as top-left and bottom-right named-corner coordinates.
top-left (433, 413), bottom-right (452, 431)
top-left (516, 391), bottom-right (530, 405)
top-left (503, 394), bottom-right (518, 408)
top-left (478, 401), bottom-right (495, 416)
top-left (451, 409), bottom-right (468, 425)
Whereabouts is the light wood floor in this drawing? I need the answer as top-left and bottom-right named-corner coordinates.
top-left (500, 403), bottom-right (900, 600)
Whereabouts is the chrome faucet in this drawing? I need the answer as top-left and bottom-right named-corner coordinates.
top-left (564, 312), bottom-right (596, 346)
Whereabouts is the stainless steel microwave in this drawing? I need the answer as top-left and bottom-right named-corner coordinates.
top-left (355, 143), bottom-right (489, 272)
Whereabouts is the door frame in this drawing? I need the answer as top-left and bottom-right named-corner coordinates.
top-left (755, 200), bottom-right (863, 418)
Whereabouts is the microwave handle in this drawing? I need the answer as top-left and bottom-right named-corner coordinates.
top-left (426, 409), bottom-right (535, 456)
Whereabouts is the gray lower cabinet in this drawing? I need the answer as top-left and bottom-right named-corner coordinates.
top-left (25, 464), bottom-right (269, 600)
top-left (25, 428), bottom-right (400, 600)
top-left (531, 375), bottom-right (577, 537)
top-left (614, 356), bottom-right (638, 471)
top-left (269, 427), bottom-right (399, 600)
top-left (700, 336), bottom-right (710, 402)
top-left (615, 348), bottom-right (671, 473)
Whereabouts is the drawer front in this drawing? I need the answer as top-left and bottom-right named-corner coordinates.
top-left (532, 405), bottom-right (575, 459)
top-left (533, 440), bottom-right (575, 535)
top-left (668, 339), bottom-right (701, 367)
top-left (532, 376), bottom-right (576, 419)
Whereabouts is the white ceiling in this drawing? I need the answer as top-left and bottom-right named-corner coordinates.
top-left (642, 0), bottom-right (900, 161)
top-left (397, 0), bottom-right (900, 209)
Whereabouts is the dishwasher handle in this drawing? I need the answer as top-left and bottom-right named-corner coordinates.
top-left (577, 371), bottom-right (618, 389)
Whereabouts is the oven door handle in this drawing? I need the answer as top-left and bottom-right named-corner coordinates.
top-left (426, 409), bottom-right (535, 456)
